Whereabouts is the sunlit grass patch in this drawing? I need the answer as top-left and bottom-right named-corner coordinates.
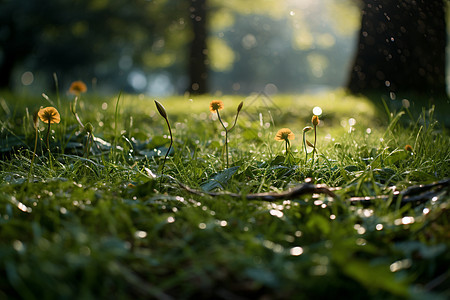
top-left (0, 88), bottom-right (448, 299)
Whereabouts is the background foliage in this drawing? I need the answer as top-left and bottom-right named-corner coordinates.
top-left (1, 0), bottom-right (360, 94)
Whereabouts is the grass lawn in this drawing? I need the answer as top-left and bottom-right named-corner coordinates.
top-left (0, 89), bottom-right (449, 299)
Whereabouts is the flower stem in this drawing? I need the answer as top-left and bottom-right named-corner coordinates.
top-left (303, 132), bottom-right (308, 162)
top-left (161, 117), bottom-right (173, 176)
top-left (216, 110), bottom-right (229, 168)
top-left (46, 122), bottom-right (54, 170)
top-left (312, 125), bottom-right (317, 165)
top-left (46, 122), bottom-right (51, 151)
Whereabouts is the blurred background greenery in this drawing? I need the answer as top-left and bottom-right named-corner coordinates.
top-left (0, 0), bottom-right (379, 95)
top-left (0, 0), bottom-right (449, 106)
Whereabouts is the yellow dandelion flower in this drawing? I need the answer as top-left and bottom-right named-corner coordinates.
top-left (312, 115), bottom-right (320, 126)
top-left (69, 81), bottom-right (87, 95)
top-left (209, 100), bottom-right (224, 112)
top-left (275, 128), bottom-right (295, 141)
top-left (38, 107), bottom-right (60, 124)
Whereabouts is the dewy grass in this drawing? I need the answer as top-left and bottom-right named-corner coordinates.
top-left (311, 114), bottom-right (320, 164)
top-left (70, 96), bottom-right (95, 158)
top-left (0, 91), bottom-right (449, 299)
top-left (112, 92), bottom-right (122, 163)
top-left (28, 110), bottom-right (40, 180)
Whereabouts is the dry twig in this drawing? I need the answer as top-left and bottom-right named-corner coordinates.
top-left (167, 175), bottom-right (449, 205)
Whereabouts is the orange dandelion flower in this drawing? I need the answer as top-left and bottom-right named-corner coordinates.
top-left (209, 100), bottom-right (224, 112)
top-left (275, 128), bottom-right (295, 141)
top-left (38, 107), bottom-right (60, 124)
top-left (69, 81), bottom-right (87, 95)
top-left (405, 144), bottom-right (413, 152)
top-left (312, 115), bottom-right (320, 126)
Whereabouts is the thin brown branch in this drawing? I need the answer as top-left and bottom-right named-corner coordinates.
top-left (168, 176), bottom-right (449, 205)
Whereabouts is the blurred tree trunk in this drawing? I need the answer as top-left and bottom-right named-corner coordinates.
top-left (187, 0), bottom-right (209, 94)
top-left (347, 0), bottom-right (448, 102)
top-left (0, 54), bottom-right (15, 89)
top-left (0, 17), bottom-right (36, 89)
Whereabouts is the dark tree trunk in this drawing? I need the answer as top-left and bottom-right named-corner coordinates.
top-left (0, 18), bottom-right (35, 89)
top-left (347, 0), bottom-right (448, 103)
top-left (0, 54), bottom-right (15, 89)
top-left (187, 0), bottom-right (209, 94)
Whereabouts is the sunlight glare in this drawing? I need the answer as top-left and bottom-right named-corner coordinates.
top-left (312, 106), bottom-right (322, 116)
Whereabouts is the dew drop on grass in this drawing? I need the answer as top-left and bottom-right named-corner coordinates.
top-left (80, 246), bottom-right (91, 256)
top-left (354, 224), bottom-right (366, 234)
top-left (402, 99), bottom-right (410, 108)
top-left (310, 265), bottom-right (327, 276)
top-left (394, 216), bottom-right (415, 225)
top-left (134, 231), bottom-right (147, 239)
top-left (198, 223), bottom-right (206, 229)
top-left (269, 209), bottom-right (284, 218)
top-left (285, 235), bottom-right (295, 242)
top-left (390, 259), bottom-right (412, 272)
top-left (356, 238), bottom-right (366, 246)
top-left (348, 118), bottom-right (356, 127)
top-left (13, 240), bottom-right (24, 252)
top-left (167, 216), bottom-right (175, 223)
top-left (376, 224), bottom-right (384, 231)
top-left (290, 246), bottom-right (303, 256)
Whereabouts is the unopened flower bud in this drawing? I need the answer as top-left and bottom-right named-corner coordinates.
top-left (85, 122), bottom-right (94, 134)
top-left (237, 101), bottom-right (244, 113)
top-left (312, 115), bottom-right (320, 126)
top-left (154, 100), bottom-right (167, 119)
